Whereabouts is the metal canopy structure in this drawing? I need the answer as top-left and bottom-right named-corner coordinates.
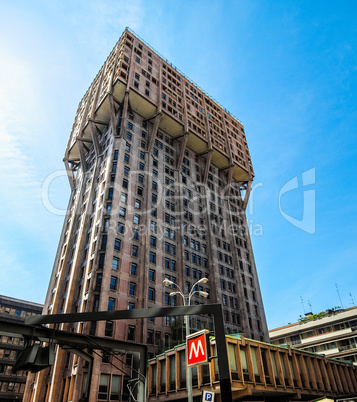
top-left (0, 320), bottom-right (147, 401)
top-left (25, 304), bottom-right (232, 402)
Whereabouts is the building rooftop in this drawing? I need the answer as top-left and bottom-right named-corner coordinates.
top-left (270, 306), bottom-right (357, 337)
top-left (0, 294), bottom-right (43, 309)
top-left (66, 27), bottom-right (254, 183)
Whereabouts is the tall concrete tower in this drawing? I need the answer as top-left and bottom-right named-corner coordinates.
top-left (26, 28), bottom-right (268, 401)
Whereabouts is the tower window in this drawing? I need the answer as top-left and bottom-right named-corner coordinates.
top-left (128, 325), bottom-right (135, 341)
top-left (149, 269), bottom-right (156, 282)
top-left (149, 252), bottom-right (156, 263)
top-left (118, 222), bottom-right (125, 234)
top-left (99, 254), bottom-right (105, 269)
top-left (101, 235), bottom-right (107, 250)
top-left (129, 282), bottom-right (136, 295)
top-left (110, 277), bottom-right (117, 290)
top-left (130, 263), bottom-right (137, 275)
top-left (132, 245), bottom-right (138, 257)
top-left (107, 298), bottom-right (115, 311)
top-left (147, 330), bottom-right (154, 344)
top-left (148, 288), bottom-right (155, 301)
top-left (114, 239), bottom-right (121, 251)
top-left (112, 257), bottom-right (119, 270)
top-left (105, 321), bottom-right (113, 337)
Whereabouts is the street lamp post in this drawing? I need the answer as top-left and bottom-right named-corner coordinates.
top-left (163, 277), bottom-right (209, 402)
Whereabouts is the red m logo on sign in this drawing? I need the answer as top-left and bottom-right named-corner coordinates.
top-left (187, 330), bottom-right (210, 366)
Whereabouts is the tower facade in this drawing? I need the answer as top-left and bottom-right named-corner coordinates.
top-left (27, 28), bottom-right (268, 401)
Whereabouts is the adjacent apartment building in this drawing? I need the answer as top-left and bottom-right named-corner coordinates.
top-left (270, 306), bottom-right (357, 365)
top-left (0, 295), bottom-right (43, 401)
top-left (25, 28), bottom-right (268, 401)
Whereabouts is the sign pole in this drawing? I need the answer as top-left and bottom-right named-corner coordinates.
top-left (186, 313), bottom-right (193, 402)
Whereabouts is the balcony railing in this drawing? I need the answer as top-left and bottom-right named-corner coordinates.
top-left (301, 327), bottom-right (352, 345)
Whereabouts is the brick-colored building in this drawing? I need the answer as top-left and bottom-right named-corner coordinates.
top-left (25, 28), bottom-right (268, 401)
top-left (0, 295), bottom-right (43, 401)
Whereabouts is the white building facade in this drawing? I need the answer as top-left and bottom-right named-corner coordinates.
top-left (270, 307), bottom-right (357, 365)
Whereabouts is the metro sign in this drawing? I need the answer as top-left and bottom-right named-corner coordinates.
top-left (186, 329), bottom-right (210, 367)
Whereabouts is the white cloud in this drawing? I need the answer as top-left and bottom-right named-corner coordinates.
top-left (0, 127), bottom-right (43, 225)
top-left (0, 38), bottom-right (57, 229)
top-left (0, 130), bottom-right (37, 182)
top-left (0, 52), bottom-right (41, 126)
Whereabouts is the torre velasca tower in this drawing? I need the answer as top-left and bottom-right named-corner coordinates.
top-left (26, 28), bottom-right (268, 401)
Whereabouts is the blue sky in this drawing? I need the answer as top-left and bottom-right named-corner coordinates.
top-left (0, 0), bottom-right (356, 329)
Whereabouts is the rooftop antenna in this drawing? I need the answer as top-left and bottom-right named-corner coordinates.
top-left (335, 283), bottom-right (344, 309)
top-left (300, 296), bottom-right (306, 314)
top-left (307, 300), bottom-right (312, 312)
top-left (349, 292), bottom-right (355, 306)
